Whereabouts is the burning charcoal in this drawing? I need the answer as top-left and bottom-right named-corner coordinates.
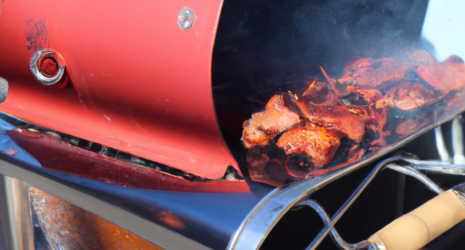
top-left (294, 100), bottom-right (366, 143)
top-left (263, 142), bottom-right (287, 162)
top-left (413, 55), bottom-right (465, 94)
top-left (285, 154), bottom-right (315, 178)
top-left (289, 83), bottom-right (366, 143)
top-left (264, 159), bottom-right (295, 186)
top-left (276, 124), bottom-right (340, 167)
top-left (265, 94), bottom-right (284, 110)
top-left (385, 82), bottom-right (440, 111)
top-left (396, 116), bottom-right (433, 139)
top-left (339, 50), bottom-right (465, 111)
top-left (346, 86), bottom-right (384, 104)
top-left (248, 157), bottom-right (295, 187)
top-left (242, 48), bottom-right (465, 187)
top-left (246, 145), bottom-right (270, 169)
top-left (301, 81), bottom-right (344, 106)
top-left (339, 57), bottom-right (408, 89)
top-left (338, 49), bottom-right (438, 89)
top-left (241, 99), bottom-right (300, 149)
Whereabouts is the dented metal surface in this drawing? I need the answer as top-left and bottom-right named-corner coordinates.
top-left (0, 113), bottom-right (248, 193)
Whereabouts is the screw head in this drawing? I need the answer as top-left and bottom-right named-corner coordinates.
top-left (178, 8), bottom-right (195, 30)
top-left (30, 49), bottom-right (66, 86)
top-left (39, 57), bottom-right (59, 77)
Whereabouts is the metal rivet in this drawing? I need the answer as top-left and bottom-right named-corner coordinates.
top-left (178, 8), bottom-right (195, 30)
top-left (30, 49), bottom-right (66, 86)
top-left (0, 77), bottom-right (8, 104)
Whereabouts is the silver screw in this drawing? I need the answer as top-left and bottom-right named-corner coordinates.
top-left (30, 49), bottom-right (66, 86)
top-left (178, 8), bottom-right (195, 30)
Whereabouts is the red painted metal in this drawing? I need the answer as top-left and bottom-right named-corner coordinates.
top-left (7, 128), bottom-right (250, 193)
top-left (0, 0), bottom-right (242, 180)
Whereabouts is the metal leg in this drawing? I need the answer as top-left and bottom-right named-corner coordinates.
top-left (386, 164), bottom-right (444, 194)
top-left (452, 116), bottom-right (465, 164)
top-left (0, 174), bottom-right (13, 250)
top-left (297, 200), bottom-right (370, 250)
top-left (0, 175), bottom-right (34, 250)
top-left (435, 126), bottom-right (452, 163)
top-left (405, 158), bottom-right (465, 175)
top-left (298, 159), bottom-right (451, 250)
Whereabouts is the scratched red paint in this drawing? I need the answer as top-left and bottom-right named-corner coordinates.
top-left (0, 0), bottom-right (241, 181)
top-left (6, 146), bottom-right (18, 156)
top-left (25, 19), bottom-right (48, 52)
top-left (159, 211), bottom-right (186, 230)
top-left (8, 126), bottom-right (250, 193)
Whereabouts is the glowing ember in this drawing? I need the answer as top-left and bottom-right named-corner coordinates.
top-left (243, 49), bottom-right (465, 186)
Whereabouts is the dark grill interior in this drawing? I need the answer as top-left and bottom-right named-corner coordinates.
top-left (211, 0), bottom-right (465, 248)
top-left (212, 0), bottom-right (429, 184)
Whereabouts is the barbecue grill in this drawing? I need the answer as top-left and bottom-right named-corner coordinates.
top-left (0, 0), bottom-right (464, 249)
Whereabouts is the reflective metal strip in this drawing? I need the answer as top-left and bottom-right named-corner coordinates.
top-left (0, 158), bottom-right (211, 250)
top-left (3, 176), bottom-right (34, 250)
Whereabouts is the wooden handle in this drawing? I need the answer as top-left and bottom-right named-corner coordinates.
top-left (368, 190), bottom-right (465, 250)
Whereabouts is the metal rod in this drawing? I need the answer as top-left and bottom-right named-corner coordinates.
top-left (386, 164), bottom-right (444, 194)
top-left (297, 200), bottom-right (370, 250)
top-left (306, 159), bottom-right (394, 250)
top-left (402, 158), bottom-right (465, 176)
top-left (2, 176), bottom-right (34, 250)
top-left (435, 126), bottom-right (452, 163)
top-left (0, 174), bottom-right (13, 250)
top-left (304, 160), bottom-right (447, 250)
top-left (395, 172), bottom-right (406, 217)
top-left (452, 116), bottom-right (465, 164)
top-left (298, 161), bottom-right (448, 250)
top-left (231, 105), bottom-right (465, 250)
